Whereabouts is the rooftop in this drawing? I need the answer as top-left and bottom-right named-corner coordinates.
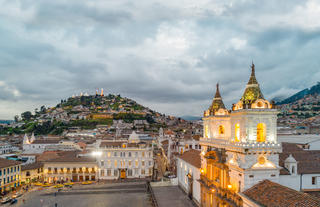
top-left (0, 158), bottom-right (21, 168)
top-left (178, 149), bottom-right (201, 169)
top-left (243, 180), bottom-right (320, 207)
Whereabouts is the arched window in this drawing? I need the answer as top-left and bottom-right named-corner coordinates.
top-left (235, 124), bottom-right (240, 142)
top-left (205, 125), bottom-right (209, 138)
top-left (218, 125), bottom-right (225, 135)
top-left (257, 123), bottom-right (266, 142)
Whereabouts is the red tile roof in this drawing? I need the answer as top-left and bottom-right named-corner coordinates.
top-left (178, 149), bottom-right (201, 169)
top-left (243, 180), bottom-right (320, 207)
top-left (280, 142), bottom-right (320, 174)
top-left (0, 158), bottom-right (21, 168)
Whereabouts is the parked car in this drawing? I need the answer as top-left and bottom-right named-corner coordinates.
top-left (1, 197), bottom-right (12, 204)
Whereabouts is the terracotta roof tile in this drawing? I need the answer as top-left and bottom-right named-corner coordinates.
top-left (280, 142), bottom-right (320, 174)
top-left (243, 180), bottom-right (320, 207)
top-left (178, 149), bottom-right (201, 169)
top-left (0, 158), bottom-right (21, 168)
top-left (21, 162), bottom-right (43, 171)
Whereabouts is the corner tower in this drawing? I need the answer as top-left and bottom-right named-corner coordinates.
top-left (203, 83), bottom-right (230, 140)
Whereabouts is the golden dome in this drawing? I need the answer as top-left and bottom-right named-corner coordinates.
top-left (240, 63), bottom-right (265, 104)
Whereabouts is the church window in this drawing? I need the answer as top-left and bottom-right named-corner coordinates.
top-left (235, 124), bottom-right (240, 142)
top-left (257, 123), bottom-right (266, 142)
top-left (205, 125), bottom-right (209, 138)
top-left (218, 125), bottom-right (225, 135)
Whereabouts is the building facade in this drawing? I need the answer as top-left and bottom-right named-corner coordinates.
top-left (21, 162), bottom-right (43, 184)
top-left (43, 154), bottom-right (98, 183)
top-left (200, 64), bottom-right (282, 207)
top-left (92, 138), bottom-right (153, 180)
top-left (177, 150), bottom-right (201, 205)
top-left (0, 158), bottom-right (21, 193)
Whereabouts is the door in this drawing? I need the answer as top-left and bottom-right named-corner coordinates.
top-left (120, 169), bottom-right (126, 179)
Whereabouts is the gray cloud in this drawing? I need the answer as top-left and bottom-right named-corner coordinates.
top-left (0, 0), bottom-right (320, 119)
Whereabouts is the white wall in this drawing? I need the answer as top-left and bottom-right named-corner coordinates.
top-left (279, 175), bottom-right (300, 191)
top-left (177, 158), bottom-right (200, 205)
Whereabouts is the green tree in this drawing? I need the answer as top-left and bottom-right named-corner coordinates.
top-left (21, 111), bottom-right (32, 121)
top-left (14, 115), bottom-right (19, 122)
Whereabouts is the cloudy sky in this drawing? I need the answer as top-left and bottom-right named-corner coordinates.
top-left (0, 0), bottom-right (320, 119)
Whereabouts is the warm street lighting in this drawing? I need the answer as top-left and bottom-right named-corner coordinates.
top-left (92, 151), bottom-right (102, 156)
top-left (211, 189), bottom-right (215, 192)
top-left (200, 169), bottom-right (204, 174)
top-left (227, 184), bottom-right (232, 189)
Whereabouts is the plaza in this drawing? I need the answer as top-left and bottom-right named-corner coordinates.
top-left (16, 182), bottom-right (153, 207)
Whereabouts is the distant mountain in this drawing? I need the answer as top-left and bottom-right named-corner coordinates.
top-left (278, 82), bottom-right (320, 105)
top-left (180, 116), bottom-right (202, 121)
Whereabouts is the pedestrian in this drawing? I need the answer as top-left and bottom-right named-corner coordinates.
top-left (22, 199), bottom-right (25, 204)
top-left (54, 192), bottom-right (57, 197)
top-left (55, 203), bottom-right (58, 207)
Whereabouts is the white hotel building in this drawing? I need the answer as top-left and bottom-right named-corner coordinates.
top-left (91, 132), bottom-right (154, 179)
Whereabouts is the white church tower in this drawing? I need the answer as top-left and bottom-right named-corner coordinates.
top-left (200, 63), bottom-right (282, 197)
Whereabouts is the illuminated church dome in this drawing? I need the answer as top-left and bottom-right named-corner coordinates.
top-left (233, 63), bottom-right (272, 110)
top-left (204, 83), bottom-right (229, 116)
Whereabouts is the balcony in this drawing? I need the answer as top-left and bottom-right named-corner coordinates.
top-left (200, 138), bottom-right (282, 153)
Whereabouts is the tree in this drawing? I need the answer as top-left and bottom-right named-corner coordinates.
top-left (14, 115), bottom-right (19, 122)
top-left (21, 111), bottom-right (32, 121)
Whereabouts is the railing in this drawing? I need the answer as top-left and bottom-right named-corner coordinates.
top-left (146, 181), bottom-right (158, 207)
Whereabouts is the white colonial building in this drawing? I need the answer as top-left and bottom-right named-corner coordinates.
top-left (177, 149), bottom-right (201, 205)
top-left (91, 133), bottom-right (154, 180)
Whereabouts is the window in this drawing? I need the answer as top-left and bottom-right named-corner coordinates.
top-left (219, 125), bottom-right (225, 135)
top-left (257, 123), bottom-right (266, 142)
top-left (312, 177), bottom-right (317, 185)
top-left (141, 169), bottom-right (145, 175)
top-left (26, 171), bottom-right (30, 177)
top-left (129, 152), bottom-right (131, 157)
top-left (149, 161), bottom-right (152, 166)
top-left (101, 170), bottom-right (105, 177)
top-left (107, 152), bottom-right (111, 157)
top-left (235, 124), bottom-right (240, 142)
top-left (135, 152), bottom-right (138, 157)
top-left (114, 160), bottom-right (117, 167)
top-left (107, 169), bottom-right (111, 176)
top-left (205, 125), bottom-right (209, 138)
top-left (134, 169), bottom-right (139, 175)
top-left (129, 161), bottom-right (132, 167)
top-left (101, 161), bottom-right (104, 166)
top-left (114, 170), bottom-right (118, 176)
top-left (128, 169), bottom-right (132, 176)
top-left (142, 161), bottom-right (145, 167)
top-left (135, 160), bottom-right (139, 167)
top-left (114, 152), bottom-right (117, 157)
top-left (108, 160), bottom-right (111, 166)
top-left (142, 152), bottom-right (145, 157)
top-left (0, 170), bottom-right (2, 176)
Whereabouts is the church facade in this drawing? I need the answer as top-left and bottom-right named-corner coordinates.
top-left (199, 64), bottom-right (282, 207)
